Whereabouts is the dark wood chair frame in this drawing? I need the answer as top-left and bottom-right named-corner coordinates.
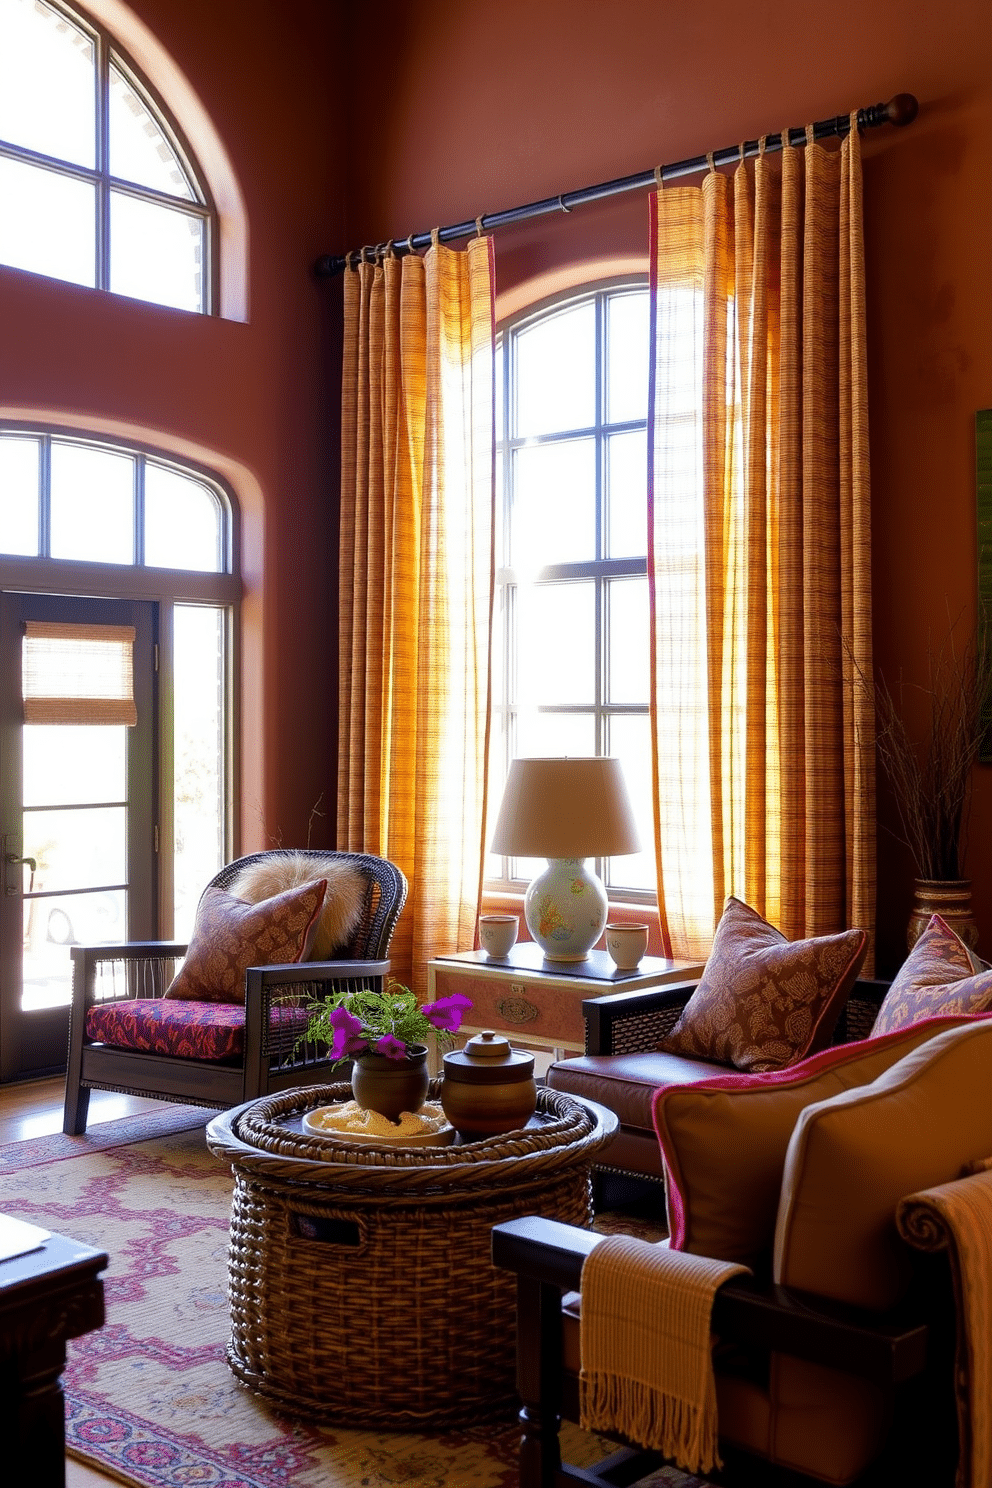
top-left (63, 849), bottom-right (407, 1135)
top-left (492, 1215), bottom-right (956, 1488)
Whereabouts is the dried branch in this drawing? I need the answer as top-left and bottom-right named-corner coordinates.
top-left (857, 618), bottom-right (992, 880)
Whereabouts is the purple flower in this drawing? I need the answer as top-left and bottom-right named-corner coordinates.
top-left (328, 1005), bottom-right (367, 1060)
top-left (373, 1033), bottom-right (407, 1061)
top-left (421, 993), bottom-right (472, 1034)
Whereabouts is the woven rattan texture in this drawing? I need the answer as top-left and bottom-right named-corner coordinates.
top-left (211, 1086), bottom-right (609, 1426)
top-left (606, 1004), bottom-right (683, 1055)
top-left (837, 992), bottom-right (881, 1042)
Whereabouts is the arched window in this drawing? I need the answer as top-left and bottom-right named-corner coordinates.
top-left (489, 281), bottom-right (654, 899)
top-left (0, 422), bottom-right (237, 976)
top-left (0, 0), bottom-right (213, 311)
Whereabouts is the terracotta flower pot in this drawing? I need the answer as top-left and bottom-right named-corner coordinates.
top-left (351, 1044), bottom-right (430, 1123)
top-left (907, 879), bottom-right (979, 952)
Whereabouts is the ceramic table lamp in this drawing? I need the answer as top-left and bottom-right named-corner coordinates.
top-left (489, 757), bottom-right (640, 962)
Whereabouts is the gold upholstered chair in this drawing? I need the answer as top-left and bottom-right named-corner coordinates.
top-left (63, 849), bottom-right (406, 1134)
top-left (495, 1016), bottom-right (992, 1487)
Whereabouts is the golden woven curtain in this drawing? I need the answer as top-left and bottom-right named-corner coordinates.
top-left (649, 119), bottom-right (874, 964)
top-left (338, 237), bottom-right (496, 993)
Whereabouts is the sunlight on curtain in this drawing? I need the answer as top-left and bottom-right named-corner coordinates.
top-left (649, 120), bottom-right (874, 964)
top-left (338, 239), bottom-right (495, 993)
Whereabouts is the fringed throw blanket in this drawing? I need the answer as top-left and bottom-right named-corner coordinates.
top-left (896, 1162), bottom-right (992, 1488)
top-left (579, 1235), bottom-right (750, 1473)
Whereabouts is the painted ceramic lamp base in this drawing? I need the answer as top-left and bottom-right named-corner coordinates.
top-left (524, 857), bottom-right (608, 961)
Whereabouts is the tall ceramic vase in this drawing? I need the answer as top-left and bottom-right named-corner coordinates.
top-left (351, 1044), bottom-right (429, 1123)
top-left (907, 879), bottom-right (979, 952)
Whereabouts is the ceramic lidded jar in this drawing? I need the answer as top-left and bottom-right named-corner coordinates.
top-left (440, 1030), bottom-right (537, 1139)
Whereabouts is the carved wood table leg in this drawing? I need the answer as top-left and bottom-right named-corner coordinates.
top-left (0, 1228), bottom-right (108, 1488)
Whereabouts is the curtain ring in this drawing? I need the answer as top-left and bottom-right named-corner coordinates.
top-left (706, 151), bottom-right (716, 173)
top-left (558, 194), bottom-right (572, 213)
top-left (405, 233), bottom-right (417, 255)
top-left (345, 250), bottom-right (356, 271)
top-left (654, 163), bottom-right (664, 188)
top-left (849, 108), bottom-right (860, 136)
top-left (475, 214), bottom-right (486, 236)
top-left (738, 141), bottom-right (745, 165)
top-left (758, 134), bottom-right (767, 156)
top-left (781, 127), bottom-right (790, 152)
top-left (430, 226), bottom-right (440, 249)
top-left (384, 238), bottom-right (395, 259)
top-left (805, 122), bottom-right (815, 147)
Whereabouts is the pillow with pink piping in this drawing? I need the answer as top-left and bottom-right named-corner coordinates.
top-left (870, 914), bottom-right (992, 1036)
top-left (652, 1010), bottom-right (991, 1269)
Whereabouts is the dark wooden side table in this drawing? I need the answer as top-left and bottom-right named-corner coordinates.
top-left (0, 1223), bottom-right (108, 1488)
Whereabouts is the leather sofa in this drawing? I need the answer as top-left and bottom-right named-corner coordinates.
top-left (546, 976), bottom-right (890, 1192)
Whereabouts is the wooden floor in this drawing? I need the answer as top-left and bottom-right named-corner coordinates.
top-left (0, 1074), bottom-right (165, 1486)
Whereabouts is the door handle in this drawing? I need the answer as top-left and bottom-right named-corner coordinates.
top-left (5, 854), bottom-right (36, 894)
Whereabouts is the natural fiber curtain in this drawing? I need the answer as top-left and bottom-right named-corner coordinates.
top-left (649, 118), bottom-right (875, 963)
top-left (338, 236), bottom-right (496, 994)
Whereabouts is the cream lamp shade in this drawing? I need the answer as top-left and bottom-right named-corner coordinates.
top-left (490, 757), bottom-right (641, 961)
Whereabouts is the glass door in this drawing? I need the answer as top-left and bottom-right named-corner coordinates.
top-left (0, 593), bottom-right (155, 1079)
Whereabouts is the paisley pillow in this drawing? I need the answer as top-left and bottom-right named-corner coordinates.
top-left (871, 914), bottom-right (992, 1036)
top-left (227, 852), bottom-right (367, 960)
top-left (658, 896), bottom-right (867, 1073)
top-left (164, 881), bottom-right (326, 1003)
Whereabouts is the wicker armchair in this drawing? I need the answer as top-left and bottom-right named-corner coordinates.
top-left (62, 850), bottom-right (407, 1134)
top-left (547, 976), bottom-right (892, 1197)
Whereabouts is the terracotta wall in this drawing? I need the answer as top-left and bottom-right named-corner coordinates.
top-left (340, 0), bottom-right (992, 973)
top-left (3, 0), bottom-right (990, 970)
top-left (0, 0), bottom-right (346, 856)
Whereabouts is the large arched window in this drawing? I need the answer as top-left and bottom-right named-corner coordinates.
top-left (0, 0), bottom-right (213, 311)
top-left (489, 281), bottom-right (655, 899)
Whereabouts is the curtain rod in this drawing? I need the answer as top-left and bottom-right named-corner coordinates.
top-left (315, 93), bottom-right (917, 279)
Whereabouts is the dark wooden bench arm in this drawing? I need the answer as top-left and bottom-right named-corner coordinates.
top-left (581, 980), bottom-right (699, 1055)
top-left (492, 1215), bottom-right (928, 1387)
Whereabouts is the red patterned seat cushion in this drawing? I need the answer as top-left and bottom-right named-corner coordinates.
top-left (84, 999), bottom-right (309, 1062)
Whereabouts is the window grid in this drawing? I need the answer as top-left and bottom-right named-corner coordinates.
top-left (0, 429), bottom-right (230, 575)
top-left (491, 283), bottom-right (651, 899)
top-left (0, 0), bottom-right (212, 310)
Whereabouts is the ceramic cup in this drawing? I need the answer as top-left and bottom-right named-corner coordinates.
top-left (479, 914), bottom-right (518, 958)
top-left (605, 922), bottom-right (649, 971)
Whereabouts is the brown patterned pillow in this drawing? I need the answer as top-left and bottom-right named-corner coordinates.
top-left (164, 881), bottom-right (326, 1004)
top-left (871, 914), bottom-right (992, 1037)
top-left (658, 897), bottom-right (868, 1073)
top-left (226, 853), bottom-right (367, 960)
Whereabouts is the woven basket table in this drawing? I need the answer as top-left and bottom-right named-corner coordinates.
top-left (206, 1081), bottom-right (617, 1428)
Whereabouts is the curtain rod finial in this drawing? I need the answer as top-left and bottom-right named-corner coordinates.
top-left (886, 93), bottom-right (919, 127)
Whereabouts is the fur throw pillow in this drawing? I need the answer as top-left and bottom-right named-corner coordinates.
top-left (227, 853), bottom-right (367, 960)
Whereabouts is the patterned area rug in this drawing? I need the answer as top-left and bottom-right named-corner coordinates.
top-left (1, 1119), bottom-right (708, 1488)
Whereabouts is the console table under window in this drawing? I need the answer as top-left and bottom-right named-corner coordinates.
top-left (427, 942), bottom-right (703, 1060)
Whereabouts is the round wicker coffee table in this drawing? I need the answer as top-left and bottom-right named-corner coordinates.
top-left (206, 1081), bottom-right (617, 1429)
